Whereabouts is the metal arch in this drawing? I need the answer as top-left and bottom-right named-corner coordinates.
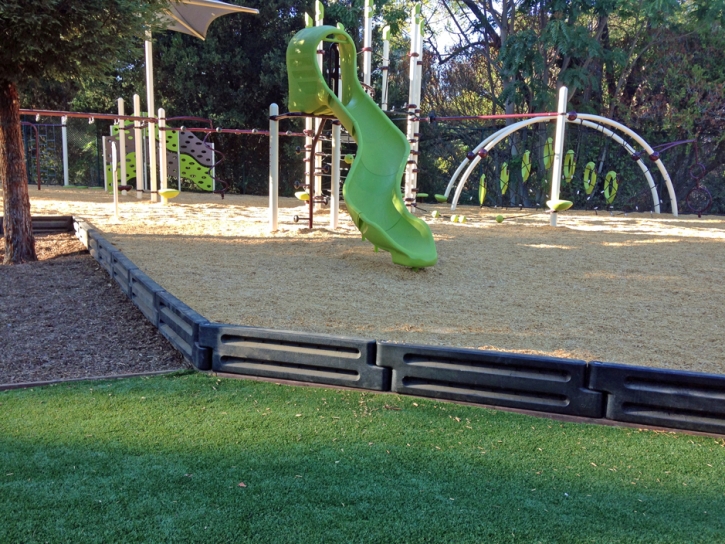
top-left (576, 114), bottom-right (677, 216)
top-left (448, 114), bottom-right (677, 215)
top-left (449, 117), bottom-right (548, 210)
top-left (571, 119), bottom-right (660, 213)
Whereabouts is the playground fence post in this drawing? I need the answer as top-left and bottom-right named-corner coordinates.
top-left (117, 98), bottom-right (127, 192)
top-left (314, 1), bottom-right (324, 210)
top-left (102, 136), bottom-right (109, 192)
top-left (145, 32), bottom-right (158, 203)
top-left (158, 108), bottom-right (168, 205)
top-left (133, 94), bottom-right (144, 199)
top-left (111, 141), bottom-right (119, 220)
top-left (269, 103), bottom-right (279, 232)
top-left (61, 116), bottom-right (69, 186)
top-left (549, 86), bottom-right (568, 227)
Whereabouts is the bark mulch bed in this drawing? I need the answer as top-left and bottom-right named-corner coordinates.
top-left (0, 233), bottom-right (188, 385)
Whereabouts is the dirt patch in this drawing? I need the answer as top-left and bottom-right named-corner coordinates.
top-left (10, 187), bottom-right (725, 375)
top-left (0, 232), bottom-right (187, 384)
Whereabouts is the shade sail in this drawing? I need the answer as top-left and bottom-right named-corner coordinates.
top-left (161, 0), bottom-right (258, 40)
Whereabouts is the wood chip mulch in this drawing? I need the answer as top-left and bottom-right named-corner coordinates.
top-left (0, 233), bottom-right (188, 385)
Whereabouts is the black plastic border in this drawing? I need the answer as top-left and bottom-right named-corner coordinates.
top-left (378, 342), bottom-right (603, 417)
top-left (70, 217), bottom-right (725, 434)
top-left (199, 324), bottom-right (387, 390)
top-left (588, 362), bottom-right (725, 434)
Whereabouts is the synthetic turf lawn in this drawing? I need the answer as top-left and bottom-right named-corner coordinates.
top-left (1, 372), bottom-right (723, 543)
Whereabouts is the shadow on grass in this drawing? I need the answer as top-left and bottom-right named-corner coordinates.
top-left (1, 373), bottom-right (724, 542)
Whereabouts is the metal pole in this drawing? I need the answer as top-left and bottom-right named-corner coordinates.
top-left (411, 15), bottom-right (423, 201)
top-left (133, 94), bottom-right (144, 198)
top-left (117, 98), bottom-right (127, 192)
top-left (145, 33), bottom-right (158, 202)
top-left (61, 116), bottom-right (69, 186)
top-left (404, 5), bottom-right (420, 204)
top-left (111, 141), bottom-right (119, 220)
top-left (102, 136), bottom-right (108, 192)
top-left (363, 0), bottom-right (373, 88)
top-left (314, 1), bottom-right (324, 211)
top-left (381, 25), bottom-right (391, 111)
top-left (269, 103), bottom-right (279, 232)
top-left (549, 86), bottom-right (569, 227)
top-left (159, 108), bottom-right (169, 205)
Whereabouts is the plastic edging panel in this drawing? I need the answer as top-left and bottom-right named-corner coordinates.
top-left (0, 215), bottom-right (73, 235)
top-left (110, 251), bottom-right (138, 297)
top-left (589, 362), bottom-right (725, 434)
top-left (128, 269), bottom-right (164, 327)
top-left (73, 220), bottom-right (91, 248)
top-left (86, 230), bottom-right (113, 274)
top-left (157, 291), bottom-right (211, 370)
top-left (377, 342), bottom-right (603, 417)
top-left (199, 324), bottom-right (388, 390)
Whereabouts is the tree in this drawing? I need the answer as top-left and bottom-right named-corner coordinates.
top-left (0, 0), bottom-right (169, 264)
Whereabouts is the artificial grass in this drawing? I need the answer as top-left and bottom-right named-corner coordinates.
top-left (1, 371), bottom-right (723, 543)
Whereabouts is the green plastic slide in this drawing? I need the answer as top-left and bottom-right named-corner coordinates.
top-left (286, 26), bottom-right (437, 268)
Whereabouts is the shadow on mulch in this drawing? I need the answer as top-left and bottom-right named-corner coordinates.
top-left (0, 233), bottom-right (188, 384)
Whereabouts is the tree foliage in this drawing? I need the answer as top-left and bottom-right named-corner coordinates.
top-left (1, 0), bottom-right (171, 264)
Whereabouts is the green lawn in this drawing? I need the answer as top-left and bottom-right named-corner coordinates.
top-left (1, 371), bottom-right (723, 543)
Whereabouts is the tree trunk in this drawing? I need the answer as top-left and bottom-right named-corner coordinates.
top-left (0, 81), bottom-right (36, 264)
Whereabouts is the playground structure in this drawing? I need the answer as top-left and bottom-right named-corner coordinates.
top-left (10, 0), bottom-right (725, 439)
top-left (438, 108), bottom-right (679, 218)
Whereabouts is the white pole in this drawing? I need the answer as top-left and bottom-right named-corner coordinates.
top-left (411, 15), bottom-right (423, 200)
top-left (111, 141), bottom-right (119, 220)
top-left (209, 142), bottom-right (215, 192)
top-left (145, 33), bottom-right (158, 203)
top-left (102, 136), bottom-right (109, 192)
top-left (133, 94), bottom-right (144, 198)
top-left (117, 98), bottom-right (127, 192)
top-left (404, 5), bottom-right (420, 204)
top-left (363, 0), bottom-right (373, 88)
top-left (314, 1), bottom-right (324, 211)
top-left (107, 126), bottom-right (114, 192)
top-left (158, 108), bottom-right (169, 205)
top-left (549, 86), bottom-right (569, 227)
top-left (381, 25), bottom-right (391, 111)
top-left (330, 23), bottom-right (343, 230)
top-left (61, 116), bottom-right (69, 186)
top-left (269, 103), bottom-right (279, 232)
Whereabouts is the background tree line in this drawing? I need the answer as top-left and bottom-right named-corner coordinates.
top-left (18, 0), bottom-right (725, 213)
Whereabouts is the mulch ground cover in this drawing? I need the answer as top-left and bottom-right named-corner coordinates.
top-left (0, 233), bottom-right (187, 384)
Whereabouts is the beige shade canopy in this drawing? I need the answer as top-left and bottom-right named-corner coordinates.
top-left (161, 0), bottom-right (259, 40)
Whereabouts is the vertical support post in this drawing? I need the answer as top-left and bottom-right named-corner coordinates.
top-left (314, 1), bottom-right (324, 211)
top-left (269, 103), bottom-right (279, 232)
top-left (61, 116), bottom-right (69, 186)
top-left (117, 98), bottom-right (127, 192)
top-left (158, 108), bottom-right (168, 205)
top-left (405, 5), bottom-right (421, 205)
top-left (209, 142), bottom-right (215, 192)
top-left (331, 121), bottom-right (341, 230)
top-left (111, 141), bottom-right (119, 220)
top-left (133, 94), bottom-right (144, 198)
top-left (411, 15), bottom-right (424, 202)
top-left (363, 0), bottom-right (373, 88)
top-left (106, 126), bottom-right (114, 192)
top-left (381, 25), bottom-right (391, 111)
top-left (145, 32), bottom-right (158, 202)
top-left (330, 44), bottom-right (343, 230)
top-left (102, 136), bottom-right (109, 193)
top-left (549, 86), bottom-right (569, 227)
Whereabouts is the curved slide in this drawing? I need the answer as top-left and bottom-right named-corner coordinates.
top-left (287, 26), bottom-right (437, 268)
